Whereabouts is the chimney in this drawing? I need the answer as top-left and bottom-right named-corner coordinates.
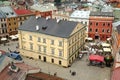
top-left (36, 16), bottom-right (39, 19)
top-left (36, 25), bottom-right (39, 31)
top-left (57, 19), bottom-right (60, 23)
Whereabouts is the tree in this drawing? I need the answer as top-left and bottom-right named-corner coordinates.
top-left (54, 0), bottom-right (61, 6)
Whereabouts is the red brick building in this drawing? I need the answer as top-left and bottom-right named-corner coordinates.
top-left (88, 12), bottom-right (114, 41)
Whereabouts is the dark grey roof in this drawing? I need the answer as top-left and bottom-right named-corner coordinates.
top-left (116, 25), bottom-right (120, 34)
top-left (90, 12), bottom-right (113, 17)
top-left (19, 16), bottom-right (78, 38)
top-left (0, 11), bottom-right (6, 19)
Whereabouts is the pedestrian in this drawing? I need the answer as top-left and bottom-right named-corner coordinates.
top-left (54, 72), bottom-right (57, 76)
top-left (69, 70), bottom-right (71, 73)
top-left (8, 48), bottom-right (12, 52)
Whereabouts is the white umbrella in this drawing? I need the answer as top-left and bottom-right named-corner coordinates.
top-left (1, 38), bottom-right (7, 41)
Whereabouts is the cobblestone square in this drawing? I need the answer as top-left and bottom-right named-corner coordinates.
top-left (0, 41), bottom-right (111, 80)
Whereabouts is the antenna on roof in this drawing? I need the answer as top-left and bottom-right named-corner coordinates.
top-left (42, 26), bottom-right (47, 30)
top-left (36, 25), bottom-right (39, 31)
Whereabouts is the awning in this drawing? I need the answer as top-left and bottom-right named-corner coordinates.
top-left (103, 48), bottom-right (111, 52)
top-left (107, 37), bottom-right (111, 41)
top-left (9, 35), bottom-right (18, 40)
top-left (89, 54), bottom-right (104, 62)
top-left (1, 38), bottom-right (7, 41)
top-left (85, 37), bottom-right (93, 41)
top-left (101, 43), bottom-right (110, 47)
top-left (14, 34), bottom-right (19, 38)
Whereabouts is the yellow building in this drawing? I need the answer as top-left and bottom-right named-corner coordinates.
top-left (18, 16), bottom-right (86, 67)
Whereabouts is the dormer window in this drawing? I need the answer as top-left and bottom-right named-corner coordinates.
top-left (42, 26), bottom-right (47, 30)
top-left (6, 13), bottom-right (9, 15)
top-left (11, 12), bottom-right (14, 15)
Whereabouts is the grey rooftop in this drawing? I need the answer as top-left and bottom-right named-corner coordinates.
top-left (19, 16), bottom-right (79, 38)
top-left (90, 12), bottom-right (113, 17)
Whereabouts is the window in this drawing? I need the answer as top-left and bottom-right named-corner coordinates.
top-left (102, 35), bottom-right (104, 38)
top-left (4, 24), bottom-right (6, 27)
top-left (30, 43), bottom-right (33, 50)
top-left (108, 23), bottom-right (110, 26)
top-left (59, 60), bottom-right (62, 65)
top-left (103, 23), bottom-right (105, 26)
top-left (51, 59), bottom-right (54, 63)
top-left (43, 46), bottom-right (46, 53)
top-left (102, 29), bottom-right (104, 32)
top-left (95, 29), bottom-right (98, 32)
top-left (59, 41), bottom-right (62, 47)
top-left (107, 29), bottom-right (110, 33)
top-left (29, 35), bottom-right (32, 40)
top-left (43, 38), bottom-right (46, 43)
top-left (51, 40), bottom-right (54, 45)
top-left (38, 37), bottom-right (41, 42)
top-left (51, 48), bottom-right (55, 54)
top-left (38, 45), bottom-right (41, 52)
top-left (90, 22), bottom-right (92, 25)
top-left (89, 28), bottom-right (92, 32)
top-left (20, 22), bottom-right (22, 25)
top-left (10, 29), bottom-right (12, 31)
top-left (59, 49), bottom-right (62, 56)
top-left (39, 55), bottom-right (41, 59)
top-left (14, 22), bottom-right (16, 25)
top-left (1, 24), bottom-right (3, 27)
top-left (96, 22), bottom-right (98, 26)
top-left (9, 23), bottom-right (11, 26)
top-left (8, 18), bottom-right (10, 21)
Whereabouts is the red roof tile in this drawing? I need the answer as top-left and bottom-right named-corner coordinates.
top-left (111, 67), bottom-right (120, 80)
top-left (14, 9), bottom-right (34, 15)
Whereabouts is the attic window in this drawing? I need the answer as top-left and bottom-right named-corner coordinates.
top-left (6, 13), bottom-right (9, 15)
top-left (11, 12), bottom-right (14, 15)
top-left (42, 26), bottom-right (47, 30)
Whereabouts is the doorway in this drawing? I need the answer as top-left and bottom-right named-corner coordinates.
top-left (43, 56), bottom-right (46, 62)
top-left (95, 35), bottom-right (99, 39)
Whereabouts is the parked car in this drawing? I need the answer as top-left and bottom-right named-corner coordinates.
top-left (7, 52), bottom-right (22, 61)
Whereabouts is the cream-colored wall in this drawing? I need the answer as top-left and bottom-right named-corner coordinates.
top-left (68, 23), bottom-right (86, 64)
top-left (19, 30), bottom-right (69, 67)
top-left (20, 49), bottom-right (68, 67)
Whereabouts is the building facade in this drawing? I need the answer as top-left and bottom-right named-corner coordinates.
top-left (88, 12), bottom-right (114, 41)
top-left (30, 3), bottom-right (57, 18)
top-left (18, 16), bottom-right (86, 67)
top-left (69, 10), bottom-right (90, 26)
top-left (52, 10), bottom-right (69, 20)
top-left (0, 6), bottom-right (18, 35)
top-left (0, 11), bottom-right (8, 38)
